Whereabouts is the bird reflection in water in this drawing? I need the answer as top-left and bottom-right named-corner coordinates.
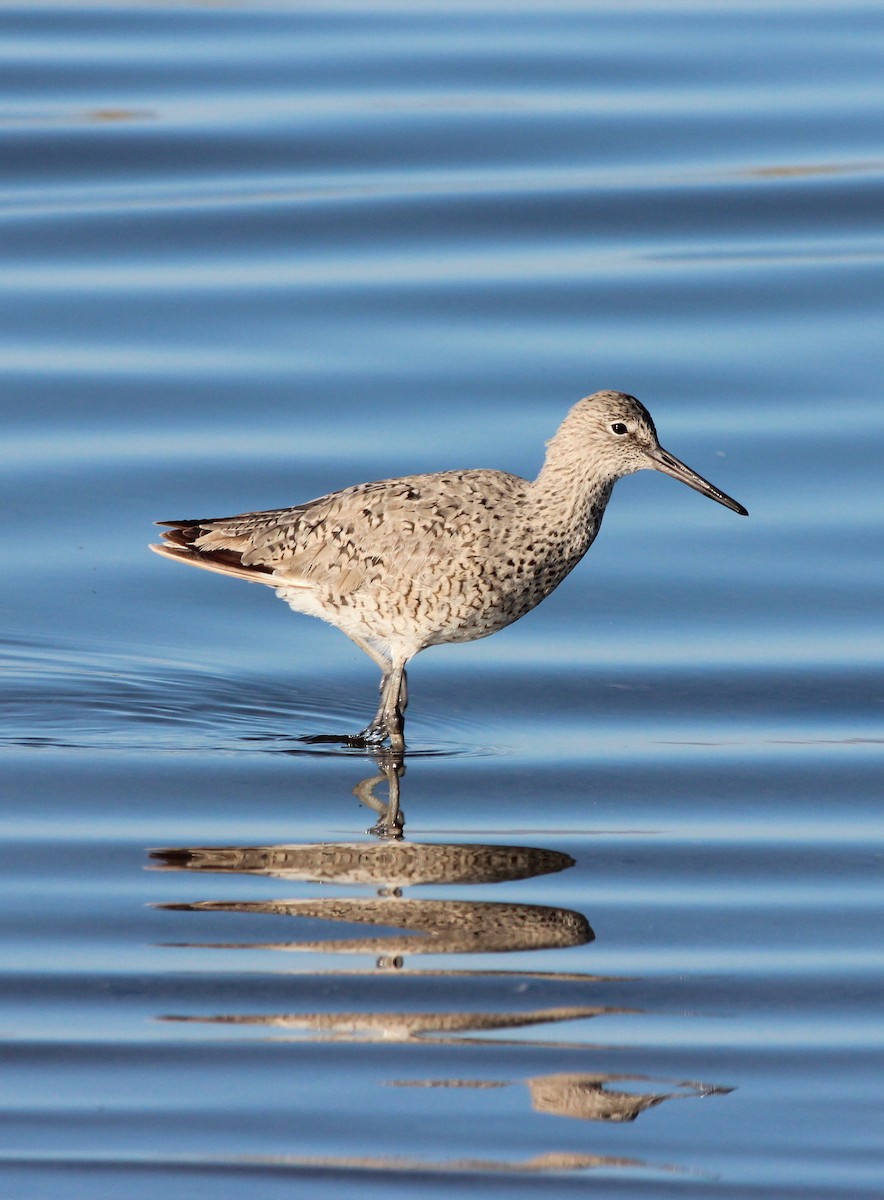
top-left (391, 1073), bottom-right (731, 1123)
top-left (153, 750), bottom-right (596, 969)
top-left (150, 753), bottom-right (731, 1149)
top-left (352, 745), bottom-right (406, 839)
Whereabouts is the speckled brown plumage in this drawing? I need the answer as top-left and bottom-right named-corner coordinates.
top-left (151, 390), bottom-right (746, 747)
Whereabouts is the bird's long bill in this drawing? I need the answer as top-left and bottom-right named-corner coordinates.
top-left (649, 446), bottom-right (748, 516)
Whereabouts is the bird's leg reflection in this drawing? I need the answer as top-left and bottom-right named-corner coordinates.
top-left (352, 747), bottom-right (405, 840)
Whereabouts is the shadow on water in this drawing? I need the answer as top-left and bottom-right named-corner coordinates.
top-left (149, 753), bottom-right (732, 1175)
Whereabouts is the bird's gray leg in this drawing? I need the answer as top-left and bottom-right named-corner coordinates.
top-left (344, 634), bottom-right (409, 749)
top-left (359, 657), bottom-right (408, 750)
top-left (357, 675), bottom-right (392, 746)
top-left (345, 633), bottom-right (391, 677)
top-left (343, 634), bottom-right (392, 744)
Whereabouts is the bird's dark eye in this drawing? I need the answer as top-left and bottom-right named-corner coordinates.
top-left (611, 422), bottom-right (628, 435)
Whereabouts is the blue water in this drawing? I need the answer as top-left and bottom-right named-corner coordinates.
top-left (1, 3), bottom-right (882, 1197)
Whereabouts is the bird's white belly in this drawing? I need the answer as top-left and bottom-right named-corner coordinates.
top-left (275, 554), bottom-right (553, 655)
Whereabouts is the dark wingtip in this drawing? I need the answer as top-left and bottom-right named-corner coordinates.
top-left (156, 525), bottom-right (204, 549)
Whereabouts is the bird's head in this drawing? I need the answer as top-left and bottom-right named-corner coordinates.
top-left (568, 391), bottom-right (748, 516)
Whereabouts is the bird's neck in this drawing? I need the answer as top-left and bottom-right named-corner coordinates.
top-left (529, 437), bottom-right (616, 559)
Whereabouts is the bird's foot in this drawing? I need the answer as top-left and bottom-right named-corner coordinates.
top-left (348, 721), bottom-right (389, 749)
top-left (349, 716), bottom-right (405, 753)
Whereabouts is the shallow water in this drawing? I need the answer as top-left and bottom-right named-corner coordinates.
top-left (1, 3), bottom-right (882, 1197)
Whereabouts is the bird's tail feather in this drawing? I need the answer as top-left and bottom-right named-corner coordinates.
top-left (149, 531), bottom-right (276, 586)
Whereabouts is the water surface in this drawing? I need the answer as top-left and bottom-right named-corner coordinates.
top-left (1, 3), bottom-right (882, 1198)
